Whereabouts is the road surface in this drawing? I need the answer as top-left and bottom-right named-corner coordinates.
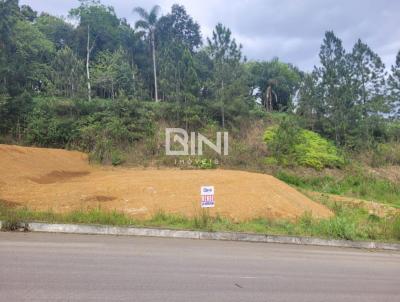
top-left (0, 232), bottom-right (399, 301)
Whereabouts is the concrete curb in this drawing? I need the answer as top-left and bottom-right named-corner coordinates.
top-left (1, 221), bottom-right (400, 251)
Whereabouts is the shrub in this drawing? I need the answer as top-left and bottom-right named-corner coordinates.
top-left (111, 149), bottom-right (125, 166)
top-left (371, 142), bottom-right (400, 167)
top-left (393, 216), bottom-right (400, 240)
top-left (193, 210), bottom-right (213, 230)
top-left (264, 118), bottom-right (344, 170)
top-left (276, 170), bottom-right (400, 208)
top-left (319, 216), bottom-right (357, 240)
top-left (194, 158), bottom-right (216, 169)
top-left (0, 92), bottom-right (33, 136)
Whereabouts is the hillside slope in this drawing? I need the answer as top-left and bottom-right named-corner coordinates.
top-left (0, 144), bottom-right (332, 220)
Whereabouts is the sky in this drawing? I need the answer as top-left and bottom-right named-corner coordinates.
top-left (20, 0), bottom-right (400, 71)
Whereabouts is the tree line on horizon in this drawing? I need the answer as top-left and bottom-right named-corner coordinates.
top-left (0, 0), bottom-right (399, 151)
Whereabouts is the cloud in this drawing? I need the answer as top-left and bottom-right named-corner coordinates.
top-left (21, 0), bottom-right (400, 71)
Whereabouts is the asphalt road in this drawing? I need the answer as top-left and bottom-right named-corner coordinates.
top-left (0, 232), bottom-right (399, 302)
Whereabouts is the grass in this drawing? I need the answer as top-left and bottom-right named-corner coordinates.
top-left (276, 170), bottom-right (400, 208)
top-left (1, 198), bottom-right (400, 242)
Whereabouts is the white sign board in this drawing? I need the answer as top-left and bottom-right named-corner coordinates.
top-left (201, 186), bottom-right (215, 208)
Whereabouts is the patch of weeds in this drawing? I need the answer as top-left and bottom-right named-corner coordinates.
top-left (194, 158), bottom-right (216, 169)
top-left (111, 149), bottom-right (126, 166)
top-left (317, 216), bottom-right (357, 240)
top-left (299, 211), bottom-right (313, 228)
top-left (276, 171), bottom-right (400, 208)
top-left (392, 216), bottom-right (400, 240)
top-left (66, 208), bottom-right (135, 226)
top-left (1, 201), bottom-right (399, 243)
top-left (368, 214), bottom-right (381, 223)
top-left (149, 210), bottom-right (191, 229)
top-left (193, 210), bottom-right (213, 230)
top-left (1, 219), bottom-right (23, 231)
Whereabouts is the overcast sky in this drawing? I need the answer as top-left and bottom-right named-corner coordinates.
top-left (20, 0), bottom-right (400, 71)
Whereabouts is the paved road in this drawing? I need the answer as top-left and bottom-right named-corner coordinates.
top-left (0, 233), bottom-right (399, 302)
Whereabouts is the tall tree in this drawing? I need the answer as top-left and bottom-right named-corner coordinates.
top-left (70, 0), bottom-right (122, 101)
top-left (92, 48), bottom-right (135, 99)
top-left (156, 4), bottom-right (201, 52)
top-left (388, 50), bottom-right (400, 117)
top-left (69, 0), bottom-right (122, 57)
top-left (0, 0), bottom-right (20, 94)
top-left (315, 31), bottom-right (356, 146)
top-left (134, 5), bottom-right (161, 102)
top-left (20, 4), bottom-right (37, 22)
top-left (35, 13), bottom-right (74, 50)
top-left (85, 24), bottom-right (94, 101)
top-left (52, 46), bottom-right (84, 97)
top-left (297, 72), bottom-right (325, 131)
top-left (156, 4), bottom-right (202, 102)
top-left (11, 19), bottom-right (54, 93)
top-left (207, 23), bottom-right (244, 128)
top-left (349, 39), bottom-right (388, 146)
top-left (350, 39), bottom-right (387, 116)
top-left (248, 59), bottom-right (302, 112)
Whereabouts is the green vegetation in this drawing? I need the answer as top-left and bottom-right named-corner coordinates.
top-left (1, 0), bottom-right (399, 153)
top-left (193, 158), bottom-right (217, 169)
top-left (276, 171), bottom-right (400, 208)
top-left (1, 199), bottom-right (399, 242)
top-left (370, 142), bottom-right (400, 167)
top-left (264, 118), bottom-right (344, 170)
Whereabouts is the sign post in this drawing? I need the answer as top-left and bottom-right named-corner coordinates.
top-left (201, 186), bottom-right (215, 208)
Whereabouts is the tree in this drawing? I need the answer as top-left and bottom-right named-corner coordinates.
top-left (297, 72), bottom-right (325, 131)
top-left (85, 24), bottom-right (94, 101)
top-left (70, 0), bottom-right (122, 101)
top-left (69, 0), bottom-right (122, 57)
top-left (156, 4), bottom-right (202, 103)
top-left (349, 39), bottom-right (388, 146)
top-left (388, 50), bottom-right (400, 117)
top-left (118, 18), bottom-right (147, 94)
top-left (350, 39), bottom-right (387, 116)
top-left (298, 32), bottom-right (391, 148)
top-left (156, 4), bottom-right (201, 53)
top-left (92, 48), bottom-right (135, 99)
top-left (176, 48), bottom-right (199, 129)
top-left (207, 23), bottom-right (245, 128)
top-left (52, 46), bottom-right (84, 97)
top-left (134, 5), bottom-right (161, 102)
top-left (11, 19), bottom-right (55, 93)
top-left (0, 0), bottom-right (20, 94)
top-left (20, 4), bottom-right (37, 22)
top-left (35, 13), bottom-right (74, 50)
top-left (0, 92), bottom-right (33, 138)
top-left (248, 59), bottom-right (302, 112)
top-left (315, 31), bottom-right (356, 146)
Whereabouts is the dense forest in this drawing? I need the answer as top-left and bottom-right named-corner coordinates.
top-left (0, 0), bottom-right (400, 168)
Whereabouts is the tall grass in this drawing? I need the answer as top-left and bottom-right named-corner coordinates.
top-left (276, 171), bottom-right (400, 208)
top-left (1, 201), bottom-right (399, 242)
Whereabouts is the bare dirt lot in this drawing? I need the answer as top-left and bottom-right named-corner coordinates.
top-left (0, 144), bottom-right (332, 221)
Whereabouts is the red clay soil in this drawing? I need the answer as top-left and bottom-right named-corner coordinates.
top-left (0, 144), bottom-right (332, 221)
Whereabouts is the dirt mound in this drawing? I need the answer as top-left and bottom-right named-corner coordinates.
top-left (0, 144), bottom-right (89, 181)
top-left (0, 144), bottom-right (332, 221)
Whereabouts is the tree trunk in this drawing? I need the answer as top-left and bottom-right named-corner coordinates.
top-left (151, 30), bottom-right (159, 102)
top-left (185, 95), bottom-right (188, 131)
top-left (111, 80), bottom-right (115, 101)
top-left (86, 25), bottom-right (92, 102)
top-left (221, 80), bottom-right (225, 129)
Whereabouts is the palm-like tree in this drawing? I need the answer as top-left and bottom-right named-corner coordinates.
top-left (133, 5), bottom-right (161, 102)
